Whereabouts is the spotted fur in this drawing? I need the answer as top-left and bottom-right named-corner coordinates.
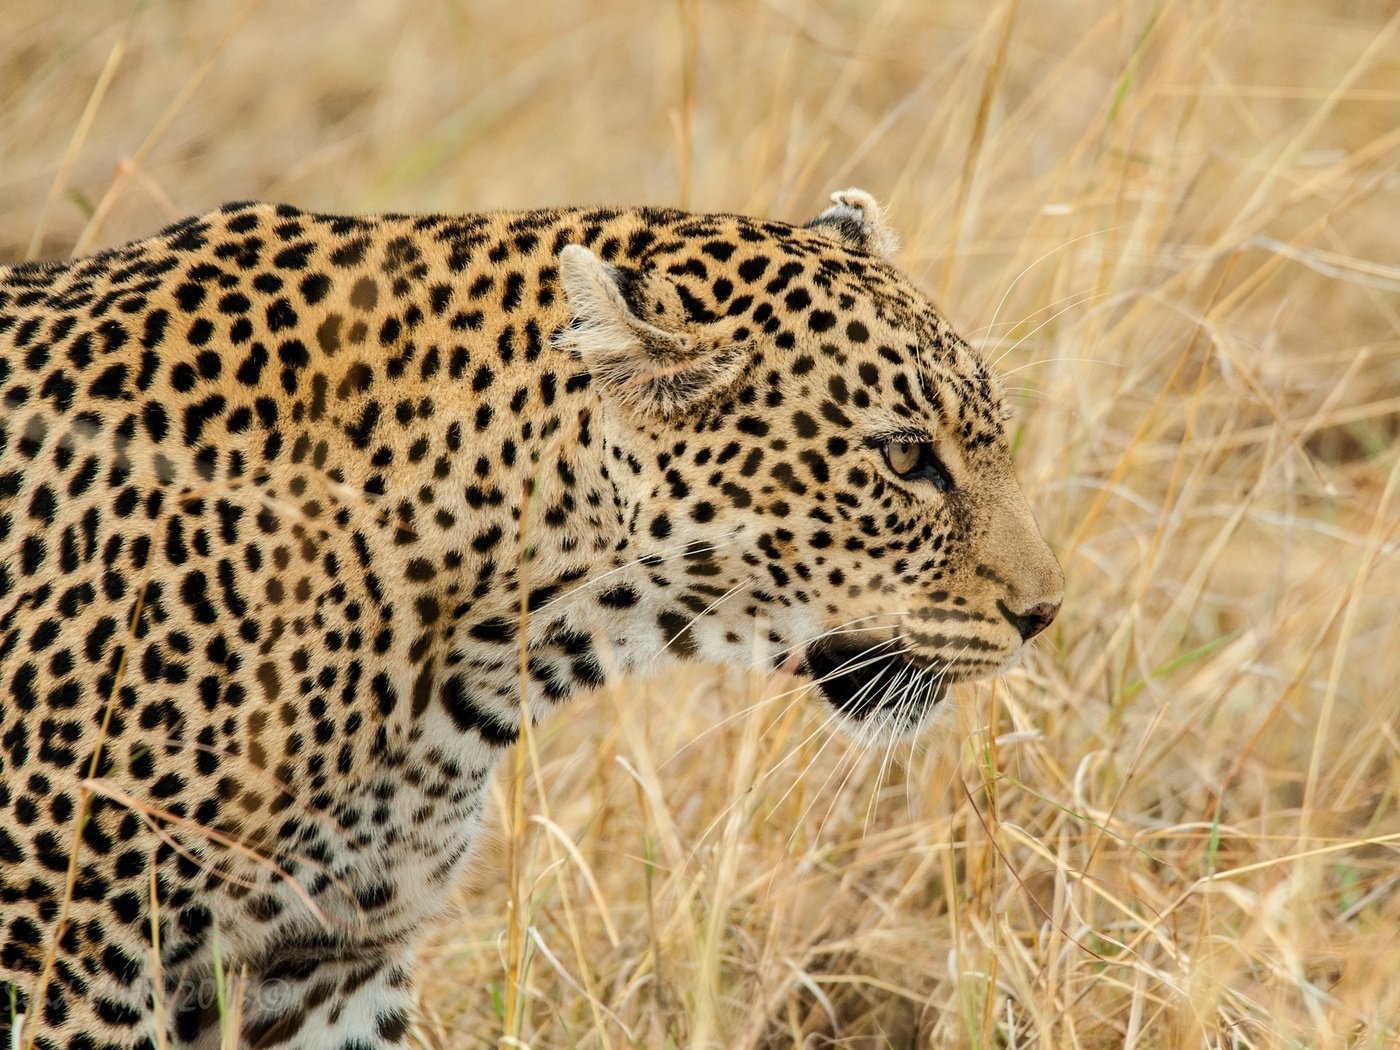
top-left (0, 189), bottom-right (1061, 1048)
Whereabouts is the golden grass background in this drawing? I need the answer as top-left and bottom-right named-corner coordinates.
top-left (4, 0), bottom-right (1400, 1045)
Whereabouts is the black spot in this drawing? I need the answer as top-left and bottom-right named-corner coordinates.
top-left (440, 676), bottom-right (517, 746)
top-left (330, 238), bottom-right (369, 267)
top-left (20, 535), bottom-right (45, 575)
top-left (501, 272), bottom-right (525, 312)
top-left (175, 282), bottom-right (206, 311)
top-left (676, 284), bottom-right (718, 323)
top-left (170, 362), bottom-right (197, 393)
top-left (378, 1009), bottom-right (411, 1043)
top-left (626, 229), bottom-right (656, 258)
top-left (273, 242), bottom-right (313, 269)
top-left (266, 297), bottom-right (298, 332)
top-left (350, 277), bottom-right (378, 310)
top-left (141, 309), bottom-right (170, 349)
top-left (300, 272), bottom-right (332, 304)
top-left (345, 401), bottom-right (381, 449)
top-left (89, 363), bottom-right (128, 399)
top-left (599, 584), bottom-right (640, 609)
top-left (27, 485), bottom-right (57, 525)
top-left (182, 395), bottom-right (227, 445)
top-left (785, 288), bottom-right (811, 310)
top-left (469, 617), bottom-right (516, 644)
top-left (658, 610), bottom-right (699, 658)
top-left (738, 256), bottom-right (769, 281)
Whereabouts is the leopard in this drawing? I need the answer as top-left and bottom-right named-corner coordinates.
top-left (0, 188), bottom-right (1062, 1049)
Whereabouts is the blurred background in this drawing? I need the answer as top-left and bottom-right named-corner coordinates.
top-left (3, 1), bottom-right (1399, 1046)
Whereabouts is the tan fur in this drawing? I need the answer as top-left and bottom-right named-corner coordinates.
top-left (0, 191), bottom-right (1059, 1048)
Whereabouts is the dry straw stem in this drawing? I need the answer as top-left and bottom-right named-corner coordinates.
top-left (4, 0), bottom-right (1400, 1046)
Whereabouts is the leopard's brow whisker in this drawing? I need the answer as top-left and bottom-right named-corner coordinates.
top-left (966, 283), bottom-right (1106, 339)
top-left (992, 289), bottom-right (1111, 370)
top-left (980, 221), bottom-right (1124, 356)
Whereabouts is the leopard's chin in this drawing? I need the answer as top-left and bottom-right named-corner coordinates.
top-left (802, 641), bottom-right (951, 731)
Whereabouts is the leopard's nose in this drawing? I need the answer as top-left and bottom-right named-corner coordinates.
top-left (1000, 599), bottom-right (1060, 641)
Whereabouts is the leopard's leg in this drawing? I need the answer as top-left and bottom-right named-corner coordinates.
top-left (0, 940), bottom-right (163, 1050)
top-left (178, 947), bottom-right (417, 1050)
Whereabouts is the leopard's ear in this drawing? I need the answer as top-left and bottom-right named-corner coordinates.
top-left (804, 188), bottom-right (899, 259)
top-left (556, 244), bottom-right (747, 418)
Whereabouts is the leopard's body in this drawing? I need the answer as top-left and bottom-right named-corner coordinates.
top-left (0, 191), bottom-right (1061, 1048)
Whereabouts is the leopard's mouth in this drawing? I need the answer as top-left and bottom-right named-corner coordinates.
top-left (801, 640), bottom-right (950, 723)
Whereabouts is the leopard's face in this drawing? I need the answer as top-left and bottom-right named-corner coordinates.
top-left (560, 191), bottom-right (1062, 738)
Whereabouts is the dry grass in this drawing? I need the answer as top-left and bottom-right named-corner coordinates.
top-left (4, 0), bottom-right (1400, 1046)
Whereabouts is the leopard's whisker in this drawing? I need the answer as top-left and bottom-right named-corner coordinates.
top-left (980, 221), bottom-right (1124, 357)
top-left (763, 637), bottom-right (920, 793)
top-left (690, 636), bottom-right (917, 844)
top-left (990, 288), bottom-right (1110, 369)
top-left (694, 632), bottom-right (921, 850)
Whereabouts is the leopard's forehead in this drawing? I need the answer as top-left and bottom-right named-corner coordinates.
top-left (630, 212), bottom-right (1009, 453)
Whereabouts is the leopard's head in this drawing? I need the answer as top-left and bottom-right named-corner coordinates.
top-left (559, 190), bottom-right (1062, 739)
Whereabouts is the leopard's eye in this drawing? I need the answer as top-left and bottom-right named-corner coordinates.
top-left (882, 440), bottom-right (955, 492)
top-left (884, 440), bottom-right (921, 476)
